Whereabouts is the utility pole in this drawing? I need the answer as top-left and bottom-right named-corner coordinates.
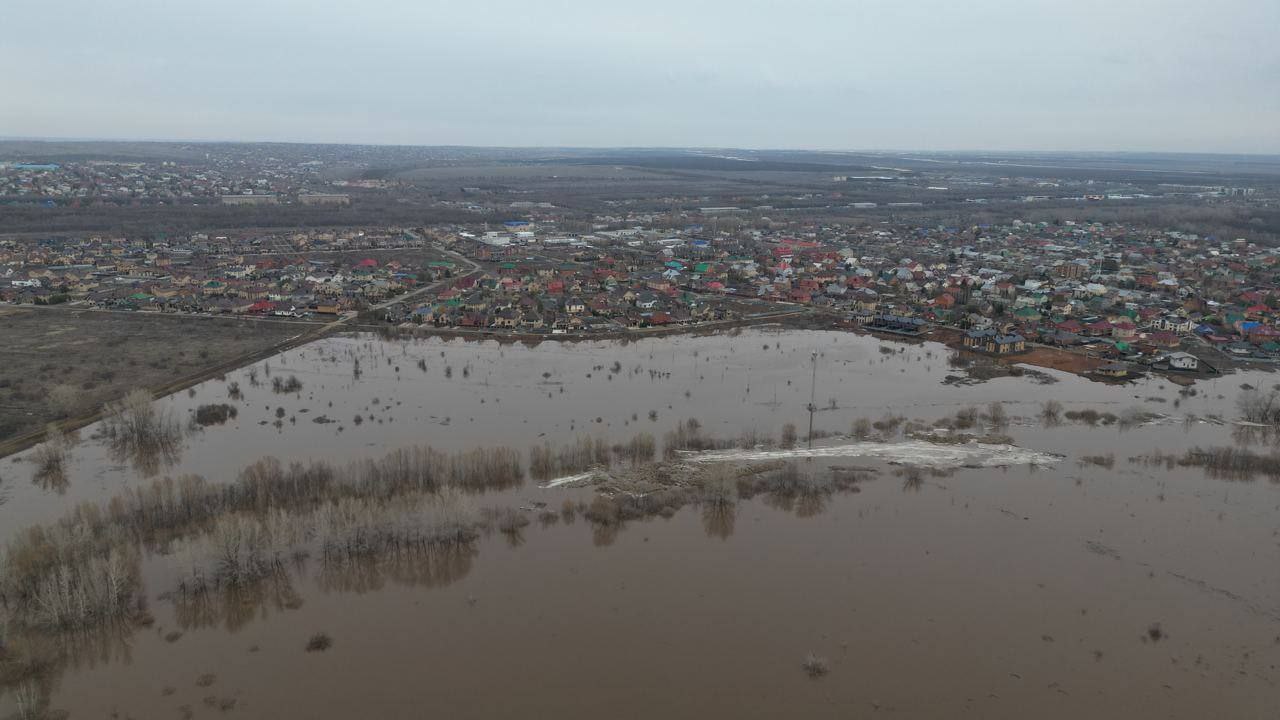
top-left (807, 350), bottom-right (818, 449)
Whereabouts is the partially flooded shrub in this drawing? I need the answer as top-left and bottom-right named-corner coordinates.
top-left (493, 508), bottom-right (530, 534)
top-left (1237, 388), bottom-right (1280, 424)
top-left (10, 548), bottom-right (142, 630)
top-left (1064, 408), bottom-right (1099, 425)
top-left (584, 496), bottom-right (623, 526)
top-left (530, 433), bottom-right (657, 481)
top-left (100, 389), bottom-right (183, 474)
top-left (529, 443), bottom-right (556, 480)
top-left (271, 375), bottom-right (303, 394)
top-left (872, 414), bottom-right (906, 437)
top-left (663, 419), bottom-right (732, 458)
top-left (1063, 408), bottom-right (1119, 426)
top-left (737, 463), bottom-right (831, 516)
top-left (305, 633), bottom-right (333, 652)
top-left (984, 402), bottom-right (1008, 429)
top-left (615, 433), bottom-right (655, 465)
top-left (897, 465), bottom-right (925, 492)
top-left (1040, 400), bottom-right (1063, 425)
top-left (1128, 451), bottom-right (1179, 471)
top-left (1179, 446), bottom-right (1280, 481)
top-left (348, 445), bottom-right (523, 493)
top-left (1079, 453), bottom-right (1116, 469)
top-left (700, 466), bottom-right (738, 509)
top-left (850, 418), bottom-right (873, 440)
top-left (780, 423), bottom-right (797, 450)
top-left (1, 438), bottom-right (529, 641)
top-left (193, 404), bottom-right (238, 427)
top-left (802, 653), bottom-right (829, 678)
top-left (737, 428), bottom-right (771, 449)
top-left (31, 424), bottom-right (71, 493)
top-left (1117, 407), bottom-right (1158, 430)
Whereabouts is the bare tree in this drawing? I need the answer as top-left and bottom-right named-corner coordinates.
top-left (1238, 388), bottom-right (1280, 424)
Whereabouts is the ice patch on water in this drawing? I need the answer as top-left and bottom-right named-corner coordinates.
top-left (536, 440), bottom-right (1061, 488)
top-left (681, 440), bottom-right (1062, 469)
top-left (539, 471), bottom-right (598, 489)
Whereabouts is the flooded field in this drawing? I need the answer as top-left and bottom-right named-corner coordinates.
top-left (2, 328), bottom-right (1278, 719)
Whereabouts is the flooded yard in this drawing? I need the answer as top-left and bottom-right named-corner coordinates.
top-left (2, 328), bottom-right (1278, 718)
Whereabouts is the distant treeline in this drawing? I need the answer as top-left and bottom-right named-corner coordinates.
top-left (0, 198), bottom-right (477, 236)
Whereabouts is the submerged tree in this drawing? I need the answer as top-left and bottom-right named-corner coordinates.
top-left (100, 389), bottom-right (184, 476)
top-left (31, 423), bottom-right (72, 494)
top-left (1238, 388), bottom-right (1280, 424)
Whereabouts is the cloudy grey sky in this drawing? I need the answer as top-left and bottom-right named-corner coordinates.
top-left (3, 0), bottom-right (1278, 152)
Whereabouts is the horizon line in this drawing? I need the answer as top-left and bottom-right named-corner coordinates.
top-left (1, 135), bottom-right (1278, 159)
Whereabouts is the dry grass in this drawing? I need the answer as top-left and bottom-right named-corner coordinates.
top-left (0, 309), bottom-right (298, 441)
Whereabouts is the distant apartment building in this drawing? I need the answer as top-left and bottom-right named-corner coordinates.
top-left (1056, 261), bottom-right (1090, 279)
top-left (299, 193), bottom-right (351, 206)
top-left (220, 194), bottom-right (279, 206)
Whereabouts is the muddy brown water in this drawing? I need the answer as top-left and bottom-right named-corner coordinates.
top-left (2, 328), bottom-right (1278, 718)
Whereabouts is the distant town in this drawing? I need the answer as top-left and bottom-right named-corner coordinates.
top-left (4, 204), bottom-right (1280, 381)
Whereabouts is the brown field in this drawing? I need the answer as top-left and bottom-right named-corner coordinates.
top-left (930, 327), bottom-right (1106, 376)
top-left (0, 306), bottom-right (313, 451)
top-left (1011, 345), bottom-right (1106, 374)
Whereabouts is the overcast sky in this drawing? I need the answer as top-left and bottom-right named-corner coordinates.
top-left (3, 0), bottom-right (1278, 152)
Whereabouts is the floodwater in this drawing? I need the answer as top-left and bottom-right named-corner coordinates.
top-left (2, 328), bottom-right (1278, 718)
